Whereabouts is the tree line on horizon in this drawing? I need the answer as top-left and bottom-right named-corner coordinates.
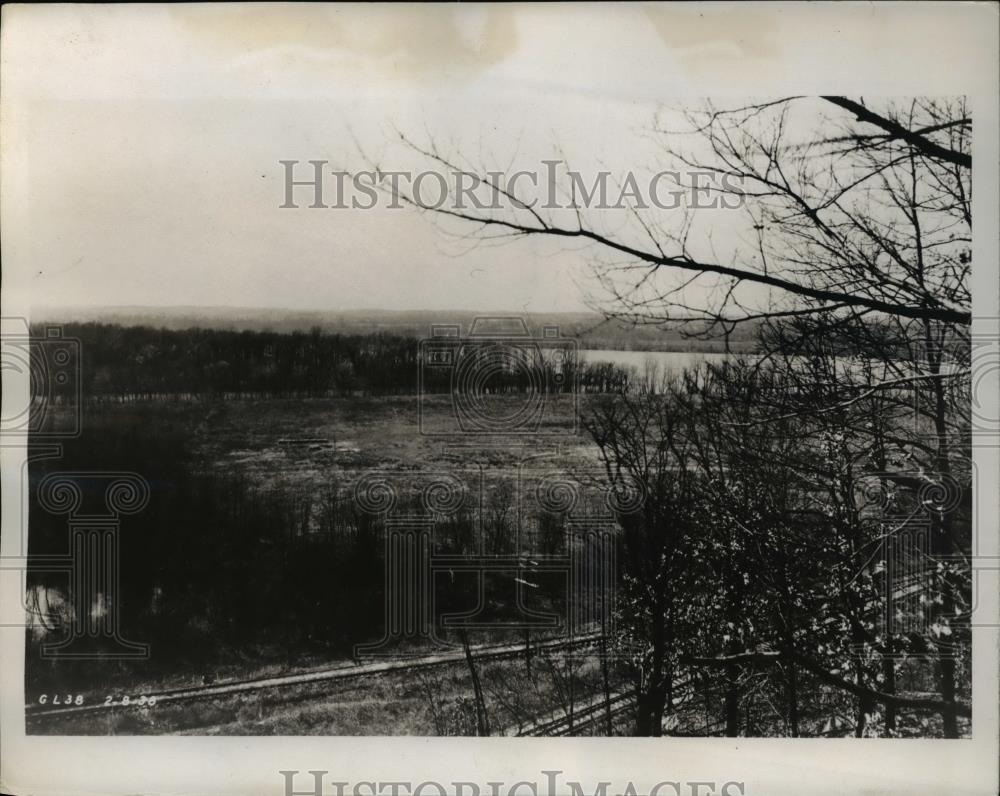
top-left (34, 322), bottom-right (689, 401)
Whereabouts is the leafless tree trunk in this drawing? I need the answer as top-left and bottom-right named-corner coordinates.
top-left (459, 630), bottom-right (490, 736)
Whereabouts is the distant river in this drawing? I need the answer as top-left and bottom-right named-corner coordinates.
top-left (579, 349), bottom-right (732, 372)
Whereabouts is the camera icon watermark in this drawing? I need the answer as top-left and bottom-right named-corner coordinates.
top-left (418, 317), bottom-right (578, 437)
top-left (0, 316), bottom-right (81, 439)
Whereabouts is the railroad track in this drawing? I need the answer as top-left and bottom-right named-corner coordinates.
top-left (515, 690), bottom-right (634, 737)
top-left (515, 677), bottom-right (694, 737)
top-left (26, 632), bottom-right (603, 723)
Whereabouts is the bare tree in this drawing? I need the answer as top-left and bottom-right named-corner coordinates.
top-left (582, 381), bottom-right (701, 735)
top-left (382, 97), bottom-right (969, 335)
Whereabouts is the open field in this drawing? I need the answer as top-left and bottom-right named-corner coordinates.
top-left (190, 394), bottom-right (595, 487)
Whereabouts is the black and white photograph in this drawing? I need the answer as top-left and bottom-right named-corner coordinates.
top-left (1, 3), bottom-right (998, 795)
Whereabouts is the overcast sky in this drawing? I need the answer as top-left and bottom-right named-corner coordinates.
top-left (1, 3), bottom-right (992, 315)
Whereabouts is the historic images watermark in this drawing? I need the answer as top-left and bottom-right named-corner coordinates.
top-left (277, 161), bottom-right (746, 212)
top-left (279, 770), bottom-right (747, 796)
top-left (29, 471), bottom-right (152, 660)
top-left (349, 465), bottom-right (627, 660)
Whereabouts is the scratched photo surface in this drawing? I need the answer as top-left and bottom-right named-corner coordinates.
top-left (3, 4), bottom-right (980, 739)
